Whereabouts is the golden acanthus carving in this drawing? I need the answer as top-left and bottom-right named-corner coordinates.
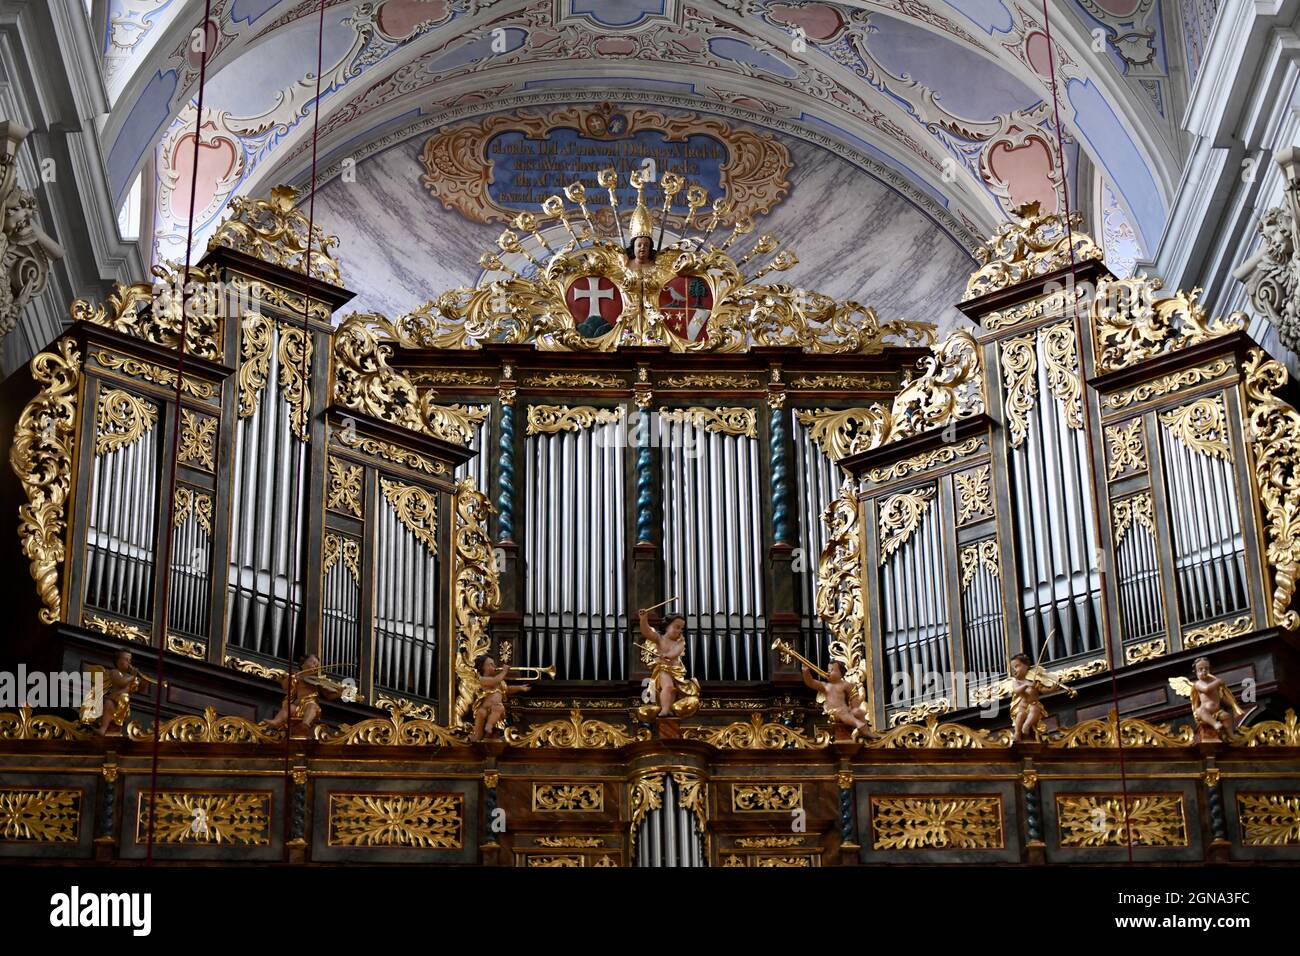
top-left (878, 486), bottom-right (936, 563)
top-left (1183, 614), bottom-right (1252, 649)
top-left (0, 705), bottom-right (93, 741)
top-left (0, 789), bottom-right (80, 842)
top-left (1159, 395), bottom-right (1231, 461)
top-left (870, 796), bottom-right (1004, 849)
top-left (795, 407), bottom-right (880, 460)
top-left (1041, 321), bottom-right (1083, 428)
top-left (1046, 711), bottom-right (1193, 748)
top-left (1101, 358), bottom-right (1234, 411)
top-left (1112, 492), bottom-right (1155, 547)
top-left (207, 184), bottom-right (342, 286)
top-left (658, 405), bottom-right (757, 438)
top-left (126, 707), bottom-right (282, 744)
top-left (1124, 638), bottom-right (1167, 664)
top-left (525, 404), bottom-right (623, 435)
top-left (10, 339), bottom-right (80, 623)
top-left (326, 793), bottom-right (462, 849)
top-left (323, 533), bottom-right (361, 581)
top-left (94, 388), bottom-right (157, 456)
top-left (449, 479), bottom-right (501, 729)
top-left (277, 324), bottom-right (312, 441)
top-left (71, 264), bottom-right (223, 361)
top-left (1105, 418), bottom-right (1145, 478)
top-left (1242, 350), bottom-right (1300, 630)
top-left (963, 201), bottom-right (1103, 301)
top-left (177, 409), bottom-right (216, 470)
top-left (326, 457), bottom-right (363, 517)
top-left (817, 480), bottom-right (869, 716)
top-left (1091, 275), bottom-right (1244, 374)
top-left (380, 478), bottom-right (439, 554)
top-left (866, 437), bottom-right (984, 484)
top-left (1056, 794), bottom-right (1186, 847)
top-left (504, 709), bottom-right (650, 748)
top-left (1000, 332), bottom-right (1037, 448)
top-left (523, 371), bottom-right (625, 388)
top-left (959, 538), bottom-right (1000, 590)
top-left (331, 426), bottom-right (447, 477)
top-left (92, 350), bottom-right (216, 400)
top-left (954, 465), bottom-right (992, 523)
top-left (681, 713), bottom-right (830, 749)
top-left (238, 314), bottom-right (273, 417)
top-left (316, 711), bottom-right (463, 747)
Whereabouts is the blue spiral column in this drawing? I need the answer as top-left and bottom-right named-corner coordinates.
top-left (769, 401), bottom-right (791, 545)
top-left (636, 439), bottom-right (654, 544)
top-left (497, 403), bottom-right (514, 543)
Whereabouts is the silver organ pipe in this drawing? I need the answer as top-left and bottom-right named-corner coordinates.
top-left (634, 777), bottom-right (706, 868)
top-left (321, 533), bottom-right (361, 686)
top-left (880, 486), bottom-right (950, 708)
top-left (1157, 397), bottom-right (1248, 626)
top-left (226, 325), bottom-right (307, 661)
top-left (84, 389), bottom-right (160, 622)
top-left (791, 412), bottom-right (842, 669)
top-left (1006, 329), bottom-right (1102, 663)
top-left (523, 418), bottom-right (626, 680)
top-left (167, 487), bottom-right (212, 639)
top-left (452, 405), bottom-right (492, 494)
top-left (1112, 496), bottom-right (1165, 642)
top-left (372, 484), bottom-right (440, 699)
top-left (960, 539), bottom-right (1006, 684)
top-left (660, 415), bottom-right (766, 682)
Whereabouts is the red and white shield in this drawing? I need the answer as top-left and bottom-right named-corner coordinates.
top-left (659, 275), bottom-right (712, 342)
top-left (565, 275), bottom-right (623, 336)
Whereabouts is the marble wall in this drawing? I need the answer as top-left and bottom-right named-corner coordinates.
top-left (311, 117), bottom-right (977, 337)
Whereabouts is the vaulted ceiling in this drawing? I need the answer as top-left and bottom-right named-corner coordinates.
top-left (101, 0), bottom-right (1186, 284)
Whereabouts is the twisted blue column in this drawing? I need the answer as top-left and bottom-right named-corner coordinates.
top-left (769, 404), bottom-right (791, 545)
top-left (496, 403), bottom-right (514, 542)
top-left (636, 440), bottom-right (654, 544)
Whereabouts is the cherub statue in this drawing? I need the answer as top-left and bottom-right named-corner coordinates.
top-left (635, 608), bottom-right (700, 721)
top-left (80, 649), bottom-right (149, 736)
top-left (469, 656), bottom-right (530, 743)
top-left (801, 662), bottom-right (871, 737)
top-left (1171, 657), bottom-right (1246, 743)
top-left (263, 654), bottom-right (345, 737)
top-left (1009, 652), bottom-right (1077, 743)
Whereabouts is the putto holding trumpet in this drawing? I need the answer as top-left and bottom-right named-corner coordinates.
top-left (469, 655), bottom-right (554, 742)
top-left (635, 598), bottom-right (700, 721)
top-left (774, 639), bottom-right (872, 738)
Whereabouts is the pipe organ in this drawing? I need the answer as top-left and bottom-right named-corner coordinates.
top-left (3, 186), bottom-right (1299, 868)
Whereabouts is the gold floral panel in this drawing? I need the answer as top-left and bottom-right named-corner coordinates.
top-left (326, 456), bottom-right (364, 517)
top-left (327, 792), bottom-right (463, 849)
top-left (731, 783), bottom-right (803, 812)
top-left (0, 788), bottom-right (81, 843)
top-left (177, 408), bottom-right (217, 471)
top-left (532, 783), bottom-right (604, 812)
top-left (1055, 793), bottom-right (1187, 848)
top-left (135, 790), bottom-right (272, 846)
top-left (869, 795), bottom-right (1004, 850)
top-left (1235, 792), bottom-right (1300, 847)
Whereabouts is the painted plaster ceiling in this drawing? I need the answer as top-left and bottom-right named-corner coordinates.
top-left (100, 0), bottom-right (1185, 284)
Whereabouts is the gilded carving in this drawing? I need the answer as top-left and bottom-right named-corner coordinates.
top-left (94, 388), bottom-right (157, 456)
top-left (136, 790), bottom-right (272, 846)
top-left (238, 314), bottom-right (273, 417)
top-left (177, 409), bottom-right (217, 470)
top-left (1000, 332), bottom-right (1037, 448)
top-left (173, 486), bottom-right (213, 536)
top-left (315, 711), bottom-right (462, 747)
top-left (504, 709), bottom-right (650, 748)
top-left (817, 481), bottom-right (869, 719)
top-left (963, 202), bottom-right (1103, 301)
top-left (866, 437), bottom-right (984, 484)
top-left (1046, 712), bottom-right (1193, 748)
top-left (223, 656), bottom-right (287, 681)
top-left (323, 533), bottom-right (361, 581)
top-left (379, 478), bottom-right (438, 554)
top-left (450, 480), bottom-right (501, 730)
top-left (165, 634), bottom-right (206, 660)
top-left (954, 465), bottom-right (992, 524)
top-left (326, 792), bottom-right (463, 849)
top-left (0, 788), bottom-right (80, 842)
top-left (1091, 275), bottom-right (1243, 374)
top-left (0, 705), bottom-right (93, 741)
top-left (277, 324), bottom-right (312, 441)
top-left (72, 264), bottom-right (223, 361)
top-left (681, 713), bottom-right (829, 749)
top-left (1243, 350), bottom-right (1300, 630)
top-left (1041, 321), bottom-right (1083, 428)
top-left (84, 613), bottom-right (150, 645)
top-left (93, 350), bottom-right (216, 400)
top-left (1236, 793), bottom-right (1300, 846)
top-left (1124, 638), bottom-right (1167, 664)
top-left (1183, 614), bottom-right (1252, 649)
top-left (524, 371), bottom-right (625, 388)
top-left (888, 699), bottom-right (954, 726)
top-left (1239, 709), bottom-right (1300, 747)
top-left (878, 486), bottom-right (936, 564)
top-left (532, 783), bottom-right (604, 812)
top-left (1112, 492), bottom-right (1155, 547)
top-left (795, 407), bottom-right (880, 460)
top-left (869, 795), bottom-right (1004, 849)
top-left (1102, 358), bottom-right (1234, 411)
top-left (790, 373), bottom-right (896, 390)
top-left (1056, 794), bottom-right (1187, 848)
top-left (1105, 418), bottom-right (1145, 479)
top-left (732, 784), bottom-right (802, 812)
top-left (525, 404), bottom-right (623, 435)
top-left (326, 457), bottom-right (363, 517)
top-left (658, 406), bottom-right (757, 438)
top-left (126, 707), bottom-right (281, 744)
top-left (1159, 395), bottom-right (1231, 461)
top-left (959, 538), bottom-right (1000, 590)
top-left (10, 339), bottom-right (79, 624)
top-left (332, 426), bottom-right (447, 477)
top-left (661, 373), bottom-right (761, 388)
top-left (408, 369), bottom-right (494, 387)
top-left (207, 184), bottom-right (342, 285)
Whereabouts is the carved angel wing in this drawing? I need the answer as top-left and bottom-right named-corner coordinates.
top-left (79, 664), bottom-right (107, 722)
top-left (1167, 676), bottom-right (1193, 698)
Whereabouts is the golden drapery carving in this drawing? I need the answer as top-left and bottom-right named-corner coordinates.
top-left (10, 339), bottom-right (80, 624)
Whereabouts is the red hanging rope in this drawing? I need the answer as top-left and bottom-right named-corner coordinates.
top-left (1039, 0), bottom-right (1134, 862)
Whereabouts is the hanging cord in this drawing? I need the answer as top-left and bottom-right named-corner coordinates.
top-left (145, 0), bottom-right (215, 865)
top-left (280, 0), bottom-right (330, 854)
top-left (1039, 0), bottom-right (1134, 862)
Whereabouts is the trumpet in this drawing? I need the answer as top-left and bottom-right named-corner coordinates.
top-left (506, 664), bottom-right (555, 680)
top-left (771, 639), bottom-right (830, 680)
